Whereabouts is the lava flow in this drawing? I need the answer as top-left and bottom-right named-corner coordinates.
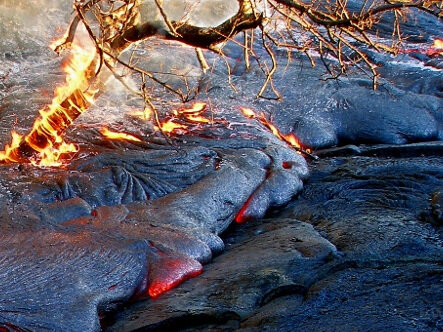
top-left (0, 43), bottom-right (98, 167)
top-left (400, 37), bottom-right (443, 58)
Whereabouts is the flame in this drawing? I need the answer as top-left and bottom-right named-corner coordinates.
top-left (433, 38), bottom-right (443, 49)
top-left (240, 107), bottom-right (303, 150)
top-left (0, 131), bottom-right (22, 163)
top-left (99, 127), bottom-right (142, 142)
top-left (431, 38), bottom-right (443, 56)
top-left (154, 102), bottom-right (213, 134)
top-left (128, 107), bottom-right (153, 121)
top-left (0, 43), bottom-right (98, 167)
top-left (155, 120), bottom-right (188, 133)
top-left (241, 107), bottom-right (256, 119)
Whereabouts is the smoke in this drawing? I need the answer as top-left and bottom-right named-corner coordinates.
top-left (0, 0), bottom-right (72, 59)
top-left (0, 0), bottom-right (241, 60)
top-left (139, 0), bottom-right (239, 29)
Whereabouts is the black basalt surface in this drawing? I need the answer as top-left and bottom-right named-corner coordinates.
top-left (0, 1), bottom-right (442, 331)
top-left (107, 143), bottom-right (443, 332)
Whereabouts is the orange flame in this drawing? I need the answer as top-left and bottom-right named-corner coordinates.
top-left (431, 38), bottom-right (443, 56)
top-left (99, 127), bottom-right (142, 142)
top-left (241, 107), bottom-right (256, 119)
top-left (154, 102), bottom-right (213, 134)
top-left (240, 107), bottom-right (304, 151)
top-left (155, 120), bottom-right (188, 133)
top-left (0, 131), bottom-right (22, 163)
top-left (0, 44), bottom-right (98, 167)
top-left (128, 107), bottom-right (153, 121)
top-left (434, 39), bottom-right (443, 49)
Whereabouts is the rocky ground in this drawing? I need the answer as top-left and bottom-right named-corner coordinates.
top-left (0, 1), bottom-right (441, 331)
top-left (106, 143), bottom-right (443, 331)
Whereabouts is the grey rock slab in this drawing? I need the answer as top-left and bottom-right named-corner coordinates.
top-left (106, 218), bottom-right (338, 331)
top-left (107, 146), bottom-right (443, 331)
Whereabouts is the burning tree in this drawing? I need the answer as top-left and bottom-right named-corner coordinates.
top-left (0, 0), bottom-right (441, 166)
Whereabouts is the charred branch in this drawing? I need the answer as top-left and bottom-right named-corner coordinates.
top-left (110, 0), bottom-right (263, 51)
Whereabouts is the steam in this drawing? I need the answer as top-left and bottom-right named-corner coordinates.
top-left (0, 0), bottom-right (72, 58)
top-left (139, 0), bottom-right (239, 29)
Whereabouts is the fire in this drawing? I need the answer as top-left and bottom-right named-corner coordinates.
top-left (155, 120), bottom-right (188, 133)
top-left (0, 131), bottom-right (22, 163)
top-left (99, 127), bottom-right (142, 142)
top-left (127, 102), bottom-right (214, 135)
top-left (241, 107), bottom-right (256, 119)
top-left (128, 107), bottom-right (153, 121)
top-left (0, 43), bottom-right (98, 167)
top-left (153, 102), bottom-right (213, 134)
top-left (431, 38), bottom-right (443, 56)
top-left (434, 39), bottom-right (443, 49)
top-left (240, 107), bottom-right (305, 151)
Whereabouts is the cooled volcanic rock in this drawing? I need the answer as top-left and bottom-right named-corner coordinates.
top-left (0, 1), bottom-right (442, 331)
top-left (108, 143), bottom-right (443, 331)
top-left (0, 133), bottom-right (308, 330)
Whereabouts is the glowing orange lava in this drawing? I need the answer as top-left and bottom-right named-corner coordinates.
top-left (240, 107), bottom-right (307, 152)
top-left (430, 38), bottom-right (443, 56)
top-left (99, 127), bottom-right (141, 142)
top-left (148, 257), bottom-right (203, 298)
top-left (400, 37), bottom-right (443, 58)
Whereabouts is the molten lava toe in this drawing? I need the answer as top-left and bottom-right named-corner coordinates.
top-left (146, 248), bottom-right (203, 298)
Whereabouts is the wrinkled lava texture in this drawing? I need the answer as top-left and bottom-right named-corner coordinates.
top-left (0, 1), bottom-right (442, 331)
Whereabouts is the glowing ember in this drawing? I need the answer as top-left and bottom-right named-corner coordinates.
top-left (241, 107), bottom-right (256, 119)
top-left (155, 120), bottom-right (188, 133)
top-left (430, 38), bottom-right (443, 56)
top-left (0, 43), bottom-right (98, 167)
top-left (128, 107), bottom-right (153, 121)
top-left (240, 107), bottom-right (303, 151)
top-left (99, 127), bottom-right (142, 142)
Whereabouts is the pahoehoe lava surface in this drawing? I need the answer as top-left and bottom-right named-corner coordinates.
top-left (108, 144), bottom-right (443, 332)
top-left (0, 0), bottom-right (442, 331)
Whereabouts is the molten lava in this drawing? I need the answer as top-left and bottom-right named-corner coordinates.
top-left (0, 44), bottom-right (98, 167)
top-left (430, 38), bottom-right (443, 56)
top-left (400, 37), bottom-right (443, 58)
top-left (240, 107), bottom-right (309, 153)
top-left (147, 256), bottom-right (203, 298)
